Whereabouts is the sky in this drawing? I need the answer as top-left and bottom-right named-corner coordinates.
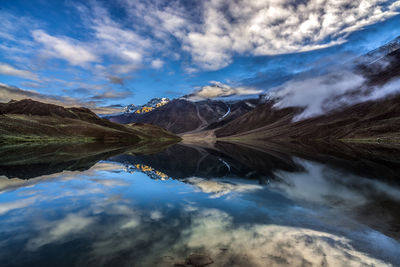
top-left (0, 0), bottom-right (399, 112)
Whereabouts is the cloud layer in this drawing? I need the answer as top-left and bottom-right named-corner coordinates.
top-left (138, 0), bottom-right (399, 70)
top-left (39, 0), bottom-right (399, 72)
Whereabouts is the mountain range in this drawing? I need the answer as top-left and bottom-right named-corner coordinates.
top-left (107, 98), bottom-right (262, 134)
top-left (104, 36), bottom-right (400, 144)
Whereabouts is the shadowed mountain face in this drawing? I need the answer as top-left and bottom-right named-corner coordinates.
top-left (106, 98), bottom-right (261, 134)
top-left (0, 99), bottom-right (180, 144)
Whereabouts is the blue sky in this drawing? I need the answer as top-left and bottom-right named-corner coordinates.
top-left (0, 0), bottom-right (399, 112)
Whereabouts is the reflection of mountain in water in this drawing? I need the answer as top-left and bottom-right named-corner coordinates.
top-left (110, 141), bottom-right (400, 185)
top-left (0, 141), bottom-right (176, 179)
top-left (4, 139), bottom-right (400, 185)
top-left (112, 144), bottom-right (252, 180)
top-left (110, 143), bottom-right (303, 183)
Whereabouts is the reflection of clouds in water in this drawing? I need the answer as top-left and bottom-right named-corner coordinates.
top-left (89, 178), bottom-right (129, 187)
top-left (150, 210), bottom-right (163, 220)
top-left (168, 209), bottom-right (389, 267)
top-left (84, 206), bottom-right (391, 267)
top-left (0, 197), bottom-right (37, 215)
top-left (0, 161), bottom-right (398, 266)
top-left (0, 163), bottom-right (128, 216)
top-left (185, 177), bottom-right (262, 198)
top-left (270, 159), bottom-right (400, 208)
top-left (120, 218), bottom-right (140, 229)
top-left (26, 213), bottom-right (95, 251)
top-left (268, 158), bottom-right (400, 247)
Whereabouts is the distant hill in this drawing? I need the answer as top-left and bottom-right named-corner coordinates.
top-left (0, 99), bottom-right (180, 144)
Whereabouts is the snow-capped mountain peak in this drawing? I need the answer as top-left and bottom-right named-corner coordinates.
top-left (124, 97), bottom-right (170, 114)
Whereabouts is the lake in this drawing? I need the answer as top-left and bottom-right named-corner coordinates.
top-left (0, 142), bottom-right (399, 266)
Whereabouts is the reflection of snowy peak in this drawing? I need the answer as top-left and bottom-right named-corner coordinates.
top-left (124, 97), bottom-right (170, 114)
top-left (124, 164), bottom-right (170, 180)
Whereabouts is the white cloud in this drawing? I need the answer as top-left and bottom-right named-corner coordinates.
top-left (270, 71), bottom-right (366, 119)
top-left (188, 81), bottom-right (262, 100)
top-left (151, 59), bottom-right (164, 69)
top-left (81, 3), bottom-right (153, 68)
top-left (32, 30), bottom-right (99, 66)
top-left (0, 63), bottom-right (39, 81)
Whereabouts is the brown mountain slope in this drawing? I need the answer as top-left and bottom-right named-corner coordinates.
top-left (0, 99), bottom-right (180, 144)
top-left (216, 94), bottom-right (400, 142)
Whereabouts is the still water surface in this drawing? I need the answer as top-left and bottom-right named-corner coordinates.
top-left (0, 143), bottom-right (399, 266)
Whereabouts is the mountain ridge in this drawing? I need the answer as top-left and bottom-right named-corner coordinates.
top-left (0, 99), bottom-right (180, 144)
